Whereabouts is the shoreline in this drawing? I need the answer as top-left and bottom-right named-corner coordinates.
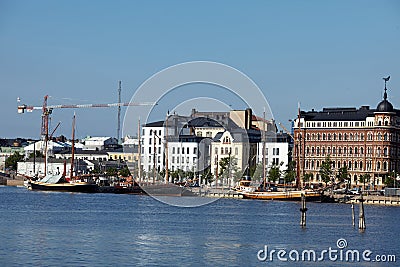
top-left (3, 182), bottom-right (400, 206)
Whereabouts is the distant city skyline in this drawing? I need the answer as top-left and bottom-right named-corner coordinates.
top-left (1, 0), bottom-right (399, 139)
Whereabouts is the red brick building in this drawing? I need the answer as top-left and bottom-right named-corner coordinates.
top-left (293, 83), bottom-right (399, 189)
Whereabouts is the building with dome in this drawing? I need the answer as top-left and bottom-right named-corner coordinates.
top-left (293, 78), bottom-right (399, 190)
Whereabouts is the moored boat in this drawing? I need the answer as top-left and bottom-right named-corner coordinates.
top-left (241, 189), bottom-right (323, 201)
top-left (28, 174), bottom-right (98, 193)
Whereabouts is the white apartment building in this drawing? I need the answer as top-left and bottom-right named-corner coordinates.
top-left (257, 132), bottom-right (291, 179)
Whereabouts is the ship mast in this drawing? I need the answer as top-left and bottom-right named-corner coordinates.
top-left (165, 113), bottom-right (169, 184)
top-left (262, 110), bottom-right (267, 189)
top-left (296, 104), bottom-right (302, 189)
top-left (138, 118), bottom-right (142, 183)
top-left (70, 113), bottom-right (76, 180)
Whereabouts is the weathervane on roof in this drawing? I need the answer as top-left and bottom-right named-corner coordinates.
top-left (383, 76), bottom-right (390, 100)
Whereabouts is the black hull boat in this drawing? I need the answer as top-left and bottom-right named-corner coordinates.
top-left (28, 174), bottom-right (98, 193)
top-left (29, 181), bottom-right (98, 193)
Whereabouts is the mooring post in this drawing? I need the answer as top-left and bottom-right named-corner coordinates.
top-left (359, 193), bottom-right (366, 230)
top-left (351, 203), bottom-right (355, 227)
top-left (300, 193), bottom-right (307, 227)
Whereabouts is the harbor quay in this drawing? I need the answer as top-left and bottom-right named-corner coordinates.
top-left (3, 172), bottom-right (400, 206)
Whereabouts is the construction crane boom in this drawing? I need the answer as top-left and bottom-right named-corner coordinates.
top-left (278, 122), bottom-right (294, 140)
top-left (17, 95), bottom-right (156, 141)
top-left (17, 101), bottom-right (155, 113)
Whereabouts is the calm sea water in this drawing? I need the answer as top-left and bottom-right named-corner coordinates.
top-left (0, 186), bottom-right (398, 266)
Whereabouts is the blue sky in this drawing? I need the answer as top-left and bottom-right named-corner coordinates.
top-left (1, 0), bottom-right (399, 139)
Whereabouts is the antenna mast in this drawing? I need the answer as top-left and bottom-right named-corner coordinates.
top-left (117, 81), bottom-right (122, 142)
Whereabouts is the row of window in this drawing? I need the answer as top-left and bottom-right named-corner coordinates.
top-left (172, 147), bottom-right (197, 155)
top-left (304, 146), bottom-right (396, 157)
top-left (305, 121), bottom-right (366, 128)
top-left (197, 131), bottom-right (213, 137)
top-left (303, 173), bottom-right (383, 185)
top-left (259, 147), bottom-right (280, 156)
top-left (215, 147), bottom-right (234, 155)
top-left (144, 129), bottom-right (163, 136)
top-left (304, 119), bottom-right (393, 129)
top-left (303, 132), bottom-right (395, 142)
top-left (305, 159), bottom-right (389, 172)
top-left (171, 156), bottom-right (197, 164)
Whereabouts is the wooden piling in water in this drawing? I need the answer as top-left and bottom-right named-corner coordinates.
top-left (359, 194), bottom-right (366, 230)
top-left (300, 193), bottom-right (307, 227)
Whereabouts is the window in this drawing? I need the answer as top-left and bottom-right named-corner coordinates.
top-left (172, 147), bottom-right (175, 154)
top-left (150, 129), bottom-right (153, 135)
top-left (149, 138), bottom-right (152, 145)
top-left (193, 147), bottom-right (197, 154)
top-left (235, 147), bottom-right (238, 155)
top-left (197, 131), bottom-right (202, 137)
top-left (215, 147), bottom-right (218, 154)
top-left (149, 147), bottom-right (151, 153)
top-left (177, 148), bottom-right (180, 154)
top-left (172, 157), bottom-right (175, 163)
top-left (221, 147), bottom-right (224, 154)
top-left (187, 147), bottom-right (189, 154)
top-left (158, 147), bottom-right (161, 154)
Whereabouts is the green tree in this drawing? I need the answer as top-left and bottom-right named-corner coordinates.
top-left (218, 156), bottom-right (238, 179)
top-left (319, 155), bottom-right (333, 186)
top-left (303, 172), bottom-right (313, 188)
top-left (28, 150), bottom-right (44, 159)
top-left (336, 166), bottom-right (350, 182)
top-left (268, 164), bottom-right (282, 183)
top-left (359, 173), bottom-right (371, 190)
top-left (119, 167), bottom-right (131, 177)
top-left (106, 167), bottom-right (118, 176)
top-left (386, 171), bottom-right (398, 188)
top-left (202, 166), bottom-right (214, 185)
top-left (5, 152), bottom-right (24, 171)
top-left (384, 176), bottom-right (395, 187)
top-left (252, 163), bottom-right (263, 181)
top-left (284, 160), bottom-right (296, 184)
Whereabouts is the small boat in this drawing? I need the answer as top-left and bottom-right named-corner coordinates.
top-left (231, 179), bottom-right (256, 193)
top-left (240, 189), bottom-right (323, 201)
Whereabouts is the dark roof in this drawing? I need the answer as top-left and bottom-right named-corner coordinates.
top-left (377, 100), bottom-right (394, 112)
top-left (213, 132), bottom-right (224, 141)
top-left (143, 121), bottom-right (164, 127)
top-left (212, 129), bottom-right (261, 143)
top-left (301, 106), bottom-right (375, 121)
top-left (376, 89), bottom-right (394, 112)
top-left (167, 135), bottom-right (205, 143)
top-left (187, 117), bottom-right (223, 127)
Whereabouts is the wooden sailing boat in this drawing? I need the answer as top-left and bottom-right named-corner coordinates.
top-left (29, 113), bottom-right (98, 193)
top-left (237, 108), bottom-right (323, 201)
